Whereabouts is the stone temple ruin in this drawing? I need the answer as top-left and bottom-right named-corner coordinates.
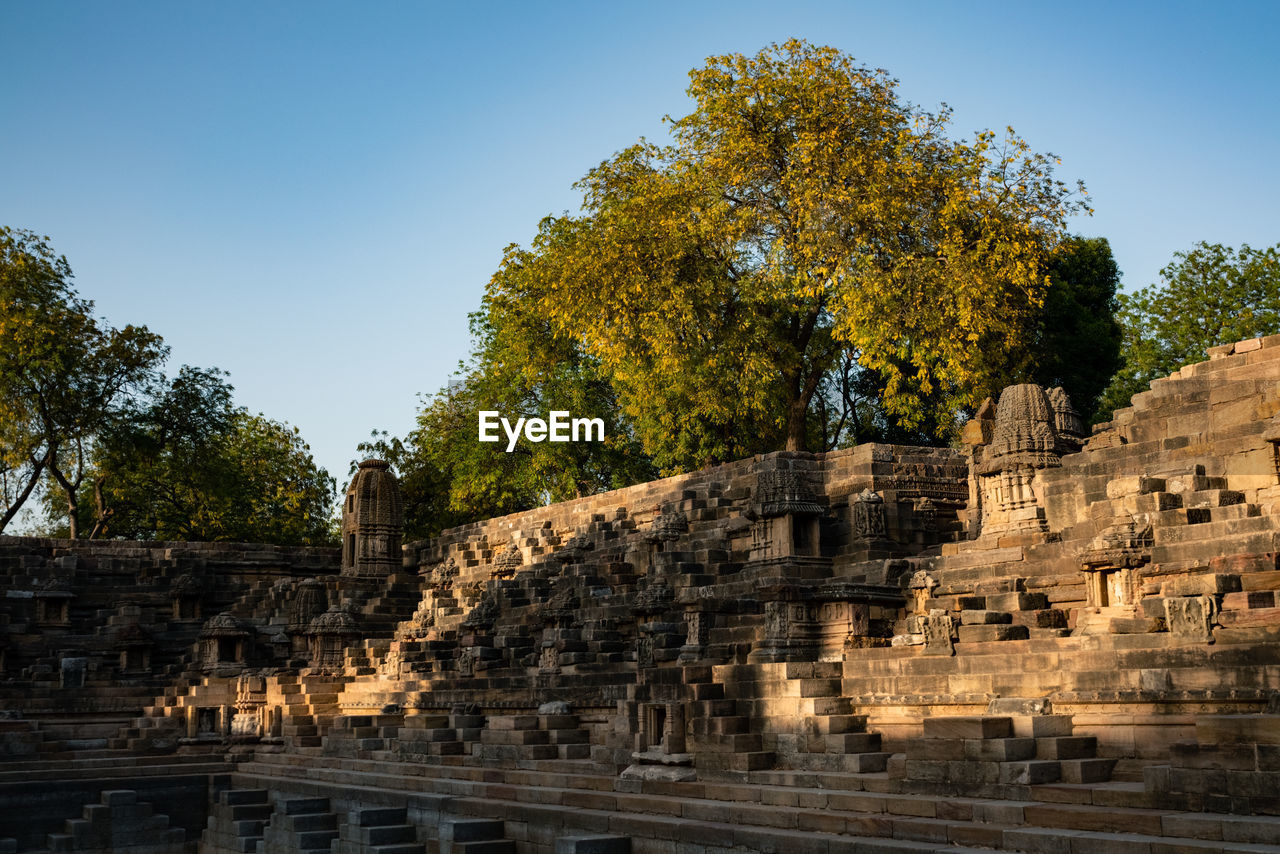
top-left (5, 337), bottom-right (1280, 853)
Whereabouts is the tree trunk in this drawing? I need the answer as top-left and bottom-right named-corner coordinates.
top-left (785, 399), bottom-right (808, 452)
top-left (64, 492), bottom-right (79, 539)
top-left (784, 359), bottom-right (828, 453)
top-left (0, 452), bottom-right (49, 533)
top-left (47, 459), bottom-right (80, 539)
top-left (88, 477), bottom-right (111, 539)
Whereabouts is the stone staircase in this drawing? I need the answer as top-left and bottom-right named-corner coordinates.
top-left (333, 806), bottom-right (424, 854)
top-left (476, 713), bottom-right (592, 765)
top-left (359, 572), bottom-right (442, 637)
top-left (0, 716), bottom-right (147, 763)
top-left (202, 788), bottom-right (271, 853)
top-left (323, 714), bottom-right (406, 759)
top-left (0, 752), bottom-right (229, 785)
top-left (393, 710), bottom-right (485, 763)
top-left (259, 796), bottom-right (340, 854)
top-left (900, 714), bottom-right (1115, 794)
top-left (686, 669), bottom-right (774, 775)
top-left (1146, 713), bottom-right (1280, 815)
top-left (275, 673), bottom-right (349, 748)
top-left (702, 662), bottom-right (892, 775)
top-left (233, 750), bottom-right (1280, 853)
top-left (438, 818), bottom-right (514, 854)
top-left (46, 788), bottom-right (184, 853)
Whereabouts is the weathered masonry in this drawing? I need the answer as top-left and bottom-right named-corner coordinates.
top-left (5, 336), bottom-right (1280, 853)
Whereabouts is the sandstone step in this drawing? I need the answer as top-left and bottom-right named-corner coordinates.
top-left (228, 749), bottom-right (1280, 852)
top-left (554, 835), bottom-right (631, 854)
top-left (1035, 735), bottom-right (1097, 760)
top-left (455, 841), bottom-right (516, 854)
top-left (232, 762), bottom-right (1192, 853)
top-left (1153, 513), bottom-right (1278, 546)
top-left (921, 717), bottom-right (1012, 740)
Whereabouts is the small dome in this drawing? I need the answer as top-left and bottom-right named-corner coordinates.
top-left (200, 613), bottom-right (248, 638)
top-left (494, 547), bottom-right (523, 573)
top-left (288, 578), bottom-right (328, 631)
top-left (308, 606), bottom-right (361, 636)
top-left (1047, 387), bottom-right (1086, 446)
top-left (980, 384), bottom-right (1063, 473)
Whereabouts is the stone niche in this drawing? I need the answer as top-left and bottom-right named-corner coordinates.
top-left (170, 573), bottom-right (204, 620)
top-left (34, 578), bottom-right (73, 627)
top-left (1079, 516), bottom-right (1152, 609)
top-left (751, 468), bottom-right (824, 561)
top-left (199, 613), bottom-right (251, 673)
top-left (750, 583), bottom-right (895, 662)
top-left (969, 384), bottom-right (1083, 539)
top-left (341, 458), bottom-right (405, 578)
top-left (114, 623), bottom-right (152, 673)
top-left (307, 605), bottom-right (361, 670)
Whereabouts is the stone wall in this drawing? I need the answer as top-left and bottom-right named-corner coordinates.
top-left (8, 337), bottom-right (1280, 850)
top-left (0, 538), bottom-right (337, 719)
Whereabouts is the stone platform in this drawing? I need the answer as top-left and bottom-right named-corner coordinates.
top-left (6, 335), bottom-right (1280, 852)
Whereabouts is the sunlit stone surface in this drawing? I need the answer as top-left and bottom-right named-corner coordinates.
top-left (6, 338), bottom-right (1280, 851)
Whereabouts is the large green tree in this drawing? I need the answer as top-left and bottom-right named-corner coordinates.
top-left (77, 367), bottom-right (337, 545)
top-left (1011, 235), bottom-right (1123, 425)
top-left (490, 40), bottom-right (1088, 471)
top-left (0, 227), bottom-right (166, 536)
top-left (1099, 241), bottom-right (1280, 417)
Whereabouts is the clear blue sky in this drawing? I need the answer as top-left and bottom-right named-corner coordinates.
top-left (3, 1), bottom-right (1278, 494)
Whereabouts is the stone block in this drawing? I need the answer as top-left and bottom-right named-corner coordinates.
top-left (903, 759), bottom-right (948, 782)
top-left (1221, 814), bottom-right (1280, 844)
top-left (555, 836), bottom-right (631, 854)
top-left (1013, 608), bottom-right (1069, 629)
top-left (959, 610), bottom-right (1012, 625)
top-left (905, 738), bottom-right (966, 761)
top-left (999, 760), bottom-right (1061, 785)
top-left (824, 732), bottom-right (880, 753)
top-left (956, 624), bottom-right (1029, 643)
top-left (1170, 741), bottom-right (1256, 771)
top-left (1058, 758), bottom-right (1116, 783)
top-left (1034, 736), bottom-right (1096, 760)
top-left (487, 715), bottom-right (540, 730)
top-left (1165, 596), bottom-right (1216, 643)
top-left (964, 736), bottom-right (1035, 762)
top-left (1110, 616), bottom-right (1165, 634)
top-left (922, 716), bottom-right (1012, 740)
top-left (1164, 574), bottom-right (1242, 597)
top-left (1106, 476), bottom-right (1166, 499)
top-left (984, 591), bottom-right (1049, 611)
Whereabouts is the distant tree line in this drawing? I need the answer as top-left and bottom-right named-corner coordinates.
top-left (0, 226), bottom-right (336, 545)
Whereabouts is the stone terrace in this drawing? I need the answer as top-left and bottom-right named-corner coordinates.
top-left (5, 336), bottom-right (1280, 852)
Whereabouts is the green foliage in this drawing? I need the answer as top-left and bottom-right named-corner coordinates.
top-left (71, 367), bottom-right (337, 545)
top-left (360, 291), bottom-right (656, 541)
top-left (0, 227), bottom-right (167, 536)
top-left (2, 228), bottom-right (336, 544)
top-left (1021, 236), bottom-right (1124, 425)
top-left (372, 41), bottom-right (1100, 532)
top-left (487, 40), bottom-right (1087, 470)
top-left (1098, 242), bottom-right (1280, 418)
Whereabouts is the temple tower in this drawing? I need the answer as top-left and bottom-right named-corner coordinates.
top-left (970, 383), bottom-right (1080, 538)
top-left (341, 459), bottom-right (404, 577)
